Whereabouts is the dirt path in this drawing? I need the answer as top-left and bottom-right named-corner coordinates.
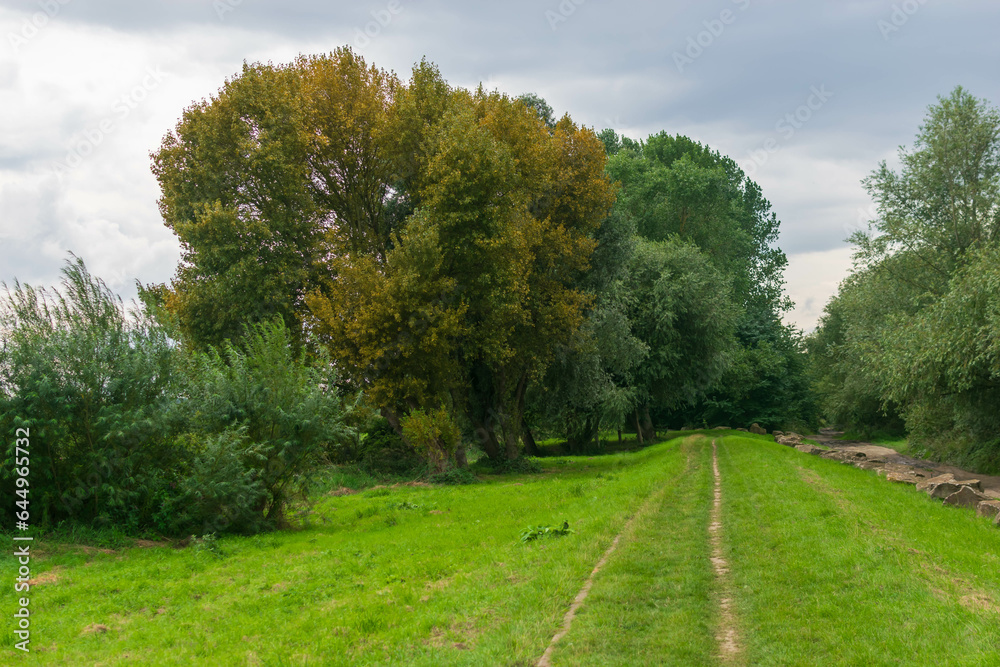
top-left (536, 438), bottom-right (699, 667)
top-left (809, 429), bottom-right (1000, 499)
top-left (710, 438), bottom-right (741, 663)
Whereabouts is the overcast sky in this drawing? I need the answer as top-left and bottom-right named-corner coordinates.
top-left (1, 0), bottom-right (997, 330)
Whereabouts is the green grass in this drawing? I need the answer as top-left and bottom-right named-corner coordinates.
top-left (720, 434), bottom-right (1000, 666)
top-left (5, 431), bottom-right (1000, 665)
top-left (1, 438), bottom-right (693, 665)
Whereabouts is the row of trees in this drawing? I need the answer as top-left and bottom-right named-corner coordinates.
top-left (2, 48), bottom-right (814, 534)
top-left (809, 87), bottom-right (1000, 471)
top-left (152, 48), bottom-right (813, 464)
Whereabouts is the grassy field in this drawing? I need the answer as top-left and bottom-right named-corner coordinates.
top-left (4, 432), bottom-right (1000, 665)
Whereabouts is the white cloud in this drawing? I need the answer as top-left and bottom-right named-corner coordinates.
top-left (782, 246), bottom-right (855, 332)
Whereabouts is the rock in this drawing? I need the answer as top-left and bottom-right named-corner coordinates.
top-left (928, 481), bottom-right (964, 499)
top-left (795, 444), bottom-right (823, 455)
top-left (776, 435), bottom-right (802, 446)
top-left (916, 473), bottom-right (954, 493)
top-left (749, 423), bottom-right (767, 435)
top-left (786, 432), bottom-right (803, 441)
top-left (943, 486), bottom-right (989, 509)
top-left (956, 479), bottom-right (983, 492)
top-left (886, 472), bottom-right (921, 485)
top-left (713, 426), bottom-right (730, 430)
top-left (772, 431), bottom-right (784, 436)
top-left (976, 500), bottom-right (1000, 520)
top-left (737, 428), bottom-right (748, 432)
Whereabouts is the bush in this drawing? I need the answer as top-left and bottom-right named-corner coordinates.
top-left (357, 419), bottom-right (424, 476)
top-left (0, 257), bottom-right (183, 530)
top-left (0, 258), bottom-right (356, 536)
top-left (176, 319), bottom-right (356, 528)
top-left (427, 466), bottom-right (478, 485)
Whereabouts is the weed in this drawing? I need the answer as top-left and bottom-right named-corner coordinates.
top-left (191, 532), bottom-right (223, 557)
top-left (519, 521), bottom-right (575, 543)
top-left (394, 501), bottom-right (422, 510)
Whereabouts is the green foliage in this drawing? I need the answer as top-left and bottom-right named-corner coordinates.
top-left (176, 319), bottom-right (355, 526)
top-left (625, 238), bottom-right (739, 413)
top-left (519, 521), bottom-right (574, 543)
top-left (400, 407), bottom-right (461, 473)
top-left (516, 92), bottom-right (556, 128)
top-left (427, 466), bottom-right (479, 486)
top-left (0, 256), bottom-right (182, 530)
top-left (357, 419), bottom-right (424, 477)
top-left (675, 309), bottom-right (817, 431)
top-left (606, 131), bottom-right (788, 312)
top-left (812, 87), bottom-right (1000, 465)
top-left (0, 259), bottom-right (355, 535)
top-left (475, 456), bottom-right (543, 475)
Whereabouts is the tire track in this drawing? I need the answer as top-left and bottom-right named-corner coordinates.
top-left (536, 437), bottom-right (700, 667)
top-left (711, 438), bottom-right (741, 663)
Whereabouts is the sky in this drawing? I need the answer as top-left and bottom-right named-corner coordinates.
top-left (1, 0), bottom-right (998, 331)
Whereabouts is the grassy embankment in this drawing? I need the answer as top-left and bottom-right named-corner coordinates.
top-left (4, 432), bottom-right (1000, 665)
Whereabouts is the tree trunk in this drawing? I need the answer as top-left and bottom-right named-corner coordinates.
top-left (641, 406), bottom-right (655, 443)
top-left (522, 415), bottom-right (540, 457)
top-left (382, 406), bottom-right (405, 438)
top-left (454, 441), bottom-right (468, 469)
top-left (471, 416), bottom-right (502, 461)
top-left (634, 409), bottom-right (644, 446)
top-left (617, 428), bottom-right (622, 445)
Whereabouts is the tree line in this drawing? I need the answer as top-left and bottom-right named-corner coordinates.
top-left (1, 48), bottom-right (812, 536)
top-left (809, 86), bottom-right (1000, 472)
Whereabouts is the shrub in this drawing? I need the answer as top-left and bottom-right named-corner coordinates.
top-left (0, 257), bottom-right (183, 530)
top-left (400, 407), bottom-right (461, 473)
top-left (176, 319), bottom-right (356, 528)
top-left (357, 419), bottom-right (423, 476)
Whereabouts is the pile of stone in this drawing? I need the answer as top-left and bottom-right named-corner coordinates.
top-left (780, 440), bottom-right (1000, 526)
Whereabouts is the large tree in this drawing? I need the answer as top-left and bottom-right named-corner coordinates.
top-left (306, 68), bottom-right (615, 463)
top-left (812, 87), bottom-right (1000, 466)
top-left (152, 49), bottom-right (398, 349)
